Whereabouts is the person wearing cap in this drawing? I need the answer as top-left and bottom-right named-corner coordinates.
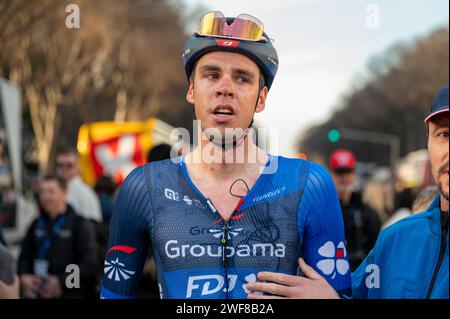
top-left (101, 12), bottom-right (351, 299)
top-left (328, 149), bottom-right (381, 271)
top-left (247, 85), bottom-right (449, 299)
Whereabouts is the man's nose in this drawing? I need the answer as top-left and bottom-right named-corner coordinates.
top-left (216, 75), bottom-right (234, 98)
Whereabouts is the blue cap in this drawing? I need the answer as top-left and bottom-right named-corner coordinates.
top-left (425, 85), bottom-right (449, 123)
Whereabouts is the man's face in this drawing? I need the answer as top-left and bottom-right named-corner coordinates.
top-left (56, 153), bottom-right (78, 181)
top-left (186, 51), bottom-right (267, 144)
top-left (39, 180), bottom-right (66, 215)
top-left (331, 170), bottom-right (356, 197)
top-left (428, 113), bottom-right (449, 204)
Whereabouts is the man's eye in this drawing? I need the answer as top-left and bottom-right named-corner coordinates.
top-left (437, 131), bottom-right (449, 139)
top-left (237, 76), bottom-right (249, 83)
top-left (206, 73), bottom-right (219, 79)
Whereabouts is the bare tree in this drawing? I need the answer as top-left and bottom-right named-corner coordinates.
top-left (0, 0), bottom-right (195, 173)
top-left (298, 27), bottom-right (449, 166)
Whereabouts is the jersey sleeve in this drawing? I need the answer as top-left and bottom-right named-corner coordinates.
top-left (100, 166), bottom-right (153, 299)
top-left (298, 162), bottom-right (352, 297)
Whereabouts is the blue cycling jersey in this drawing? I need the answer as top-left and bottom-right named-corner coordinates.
top-left (101, 155), bottom-right (351, 299)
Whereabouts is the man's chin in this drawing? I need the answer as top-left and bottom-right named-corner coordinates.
top-left (203, 126), bottom-right (248, 146)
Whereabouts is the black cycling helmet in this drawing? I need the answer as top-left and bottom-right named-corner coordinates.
top-left (182, 17), bottom-right (279, 91)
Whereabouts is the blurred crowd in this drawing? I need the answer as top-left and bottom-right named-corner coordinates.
top-left (0, 145), bottom-right (174, 299)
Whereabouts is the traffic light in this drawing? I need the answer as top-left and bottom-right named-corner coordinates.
top-left (328, 129), bottom-right (341, 143)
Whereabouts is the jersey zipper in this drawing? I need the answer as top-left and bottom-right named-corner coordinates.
top-left (425, 213), bottom-right (448, 298)
top-left (221, 222), bottom-right (229, 263)
top-left (207, 197), bottom-right (245, 299)
top-left (206, 199), bottom-right (231, 298)
top-left (222, 221), bottom-right (230, 299)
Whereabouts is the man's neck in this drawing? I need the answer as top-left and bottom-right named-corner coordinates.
top-left (186, 130), bottom-right (268, 181)
top-left (440, 195), bottom-right (449, 213)
top-left (47, 204), bottom-right (67, 220)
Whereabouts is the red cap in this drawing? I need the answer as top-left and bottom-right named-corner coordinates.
top-left (329, 149), bottom-right (356, 171)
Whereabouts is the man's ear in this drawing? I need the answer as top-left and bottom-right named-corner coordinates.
top-left (255, 86), bottom-right (268, 113)
top-left (186, 78), bottom-right (195, 104)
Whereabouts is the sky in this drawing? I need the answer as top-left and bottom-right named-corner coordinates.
top-left (181, 0), bottom-right (449, 156)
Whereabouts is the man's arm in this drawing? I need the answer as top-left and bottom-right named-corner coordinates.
top-left (298, 163), bottom-right (352, 296)
top-left (100, 166), bottom-right (153, 299)
top-left (247, 162), bottom-right (352, 298)
top-left (74, 218), bottom-right (98, 275)
top-left (71, 217), bottom-right (99, 298)
top-left (17, 221), bottom-right (43, 299)
top-left (17, 221), bottom-right (38, 275)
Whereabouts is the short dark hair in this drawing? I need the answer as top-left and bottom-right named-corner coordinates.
top-left (42, 174), bottom-right (67, 191)
top-left (57, 147), bottom-right (78, 158)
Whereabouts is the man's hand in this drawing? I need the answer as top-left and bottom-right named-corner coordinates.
top-left (20, 274), bottom-right (41, 299)
top-left (39, 275), bottom-right (63, 299)
top-left (246, 258), bottom-right (340, 299)
top-left (0, 276), bottom-right (20, 299)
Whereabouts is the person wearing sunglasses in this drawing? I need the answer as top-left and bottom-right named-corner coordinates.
top-left (101, 12), bottom-right (351, 299)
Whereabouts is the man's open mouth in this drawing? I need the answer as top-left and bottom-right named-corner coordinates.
top-left (212, 105), bottom-right (235, 115)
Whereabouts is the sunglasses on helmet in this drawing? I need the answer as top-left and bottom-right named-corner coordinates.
top-left (196, 11), bottom-right (267, 42)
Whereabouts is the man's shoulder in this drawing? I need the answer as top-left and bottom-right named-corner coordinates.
top-left (275, 155), bottom-right (306, 167)
top-left (272, 156), bottom-right (336, 200)
top-left (145, 157), bottom-right (181, 173)
top-left (65, 207), bottom-right (88, 226)
top-left (374, 209), bottom-right (436, 255)
top-left (383, 209), bottom-right (434, 234)
top-left (121, 158), bottom-right (181, 190)
top-left (275, 156), bottom-right (326, 177)
top-left (277, 157), bottom-right (333, 189)
top-left (131, 158), bottom-right (180, 179)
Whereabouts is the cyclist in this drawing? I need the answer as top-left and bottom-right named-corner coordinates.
top-left (101, 12), bottom-right (351, 299)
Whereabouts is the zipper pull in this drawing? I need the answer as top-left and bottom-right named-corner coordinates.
top-left (221, 223), bottom-right (229, 245)
top-left (221, 223), bottom-right (229, 262)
